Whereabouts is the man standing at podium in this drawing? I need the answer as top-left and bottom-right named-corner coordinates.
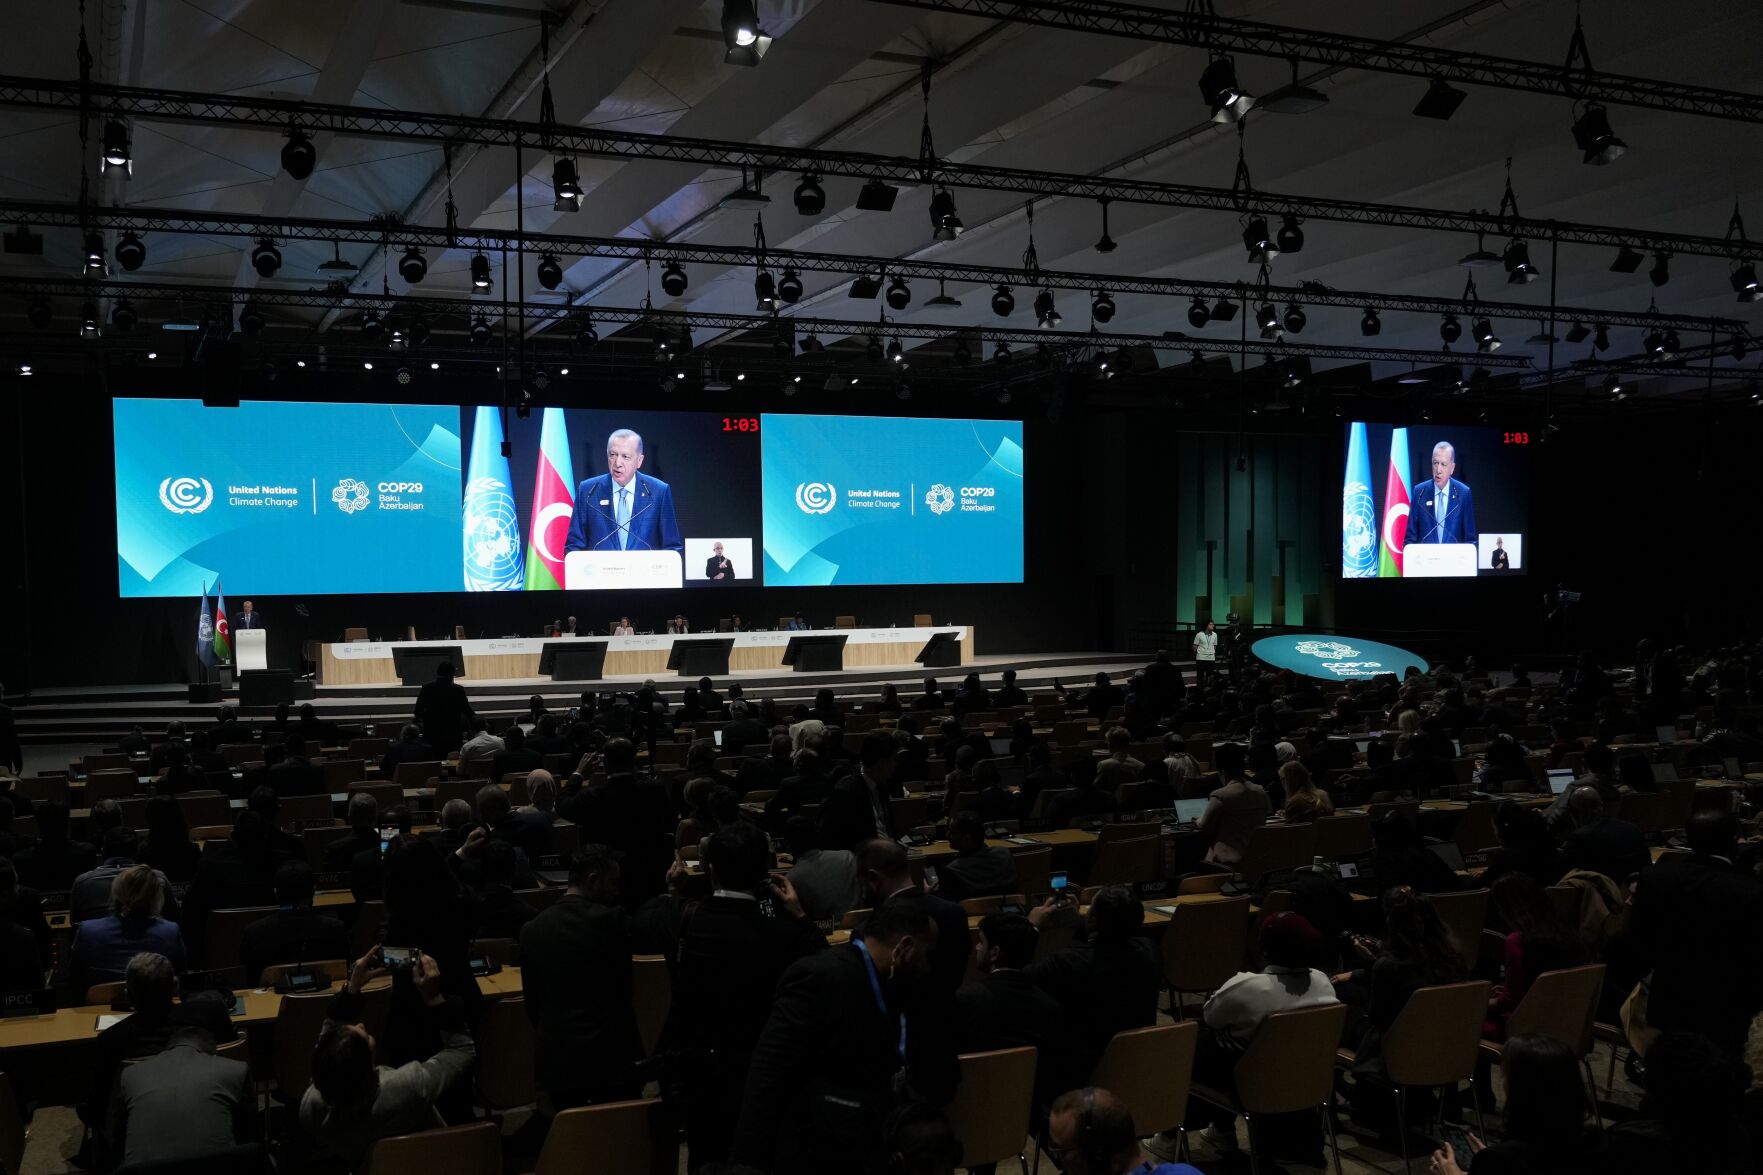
top-left (564, 429), bottom-right (684, 556)
top-left (237, 600), bottom-right (262, 631)
top-left (1404, 440), bottom-right (1478, 546)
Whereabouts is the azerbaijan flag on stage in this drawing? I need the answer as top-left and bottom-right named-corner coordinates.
top-left (1378, 427), bottom-right (1410, 578)
top-left (212, 579), bottom-right (233, 662)
top-left (523, 407), bottom-right (575, 591)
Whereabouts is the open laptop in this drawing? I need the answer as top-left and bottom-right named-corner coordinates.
top-left (1655, 724), bottom-right (1678, 745)
top-left (1650, 761), bottom-right (1684, 785)
top-left (1546, 768), bottom-right (1575, 795)
top-left (1427, 841), bottom-right (1467, 871)
top-left (1172, 797), bottom-right (1209, 826)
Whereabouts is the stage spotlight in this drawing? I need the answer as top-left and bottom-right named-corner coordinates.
top-left (855, 180), bottom-right (898, 212)
top-left (866, 336), bottom-right (883, 362)
top-left (886, 338), bottom-right (905, 364)
top-left (1503, 238), bottom-right (1539, 284)
top-left (281, 128), bottom-right (316, 180)
top-left (469, 315), bottom-right (492, 345)
top-left (1210, 298), bottom-right (1238, 323)
top-left (1413, 76), bottom-right (1467, 120)
top-left (110, 298), bottom-right (137, 330)
top-left (991, 285), bottom-right (1015, 317)
top-left (996, 387), bottom-right (1012, 404)
top-left (1572, 102), bottom-right (1628, 165)
top-left (1593, 323), bottom-right (1610, 351)
top-left (660, 263), bottom-right (689, 297)
top-left (721, 0), bottom-right (771, 65)
top-left (101, 117), bottom-right (131, 175)
top-left (251, 238), bottom-right (281, 278)
top-left (1473, 316), bottom-right (1500, 352)
top-left (848, 272), bottom-right (883, 299)
top-left (410, 315), bottom-right (431, 346)
top-left (576, 318), bottom-right (598, 347)
top-left (1276, 216), bottom-right (1304, 254)
top-left (993, 341), bottom-right (1011, 364)
top-left (929, 187), bottom-right (963, 240)
top-left (1609, 245), bottom-right (1644, 274)
top-left (114, 232), bottom-right (146, 272)
top-left (1731, 335), bottom-right (1748, 361)
top-left (79, 300), bottom-right (100, 339)
top-left (1282, 303), bottom-right (1306, 333)
top-left (552, 157), bottom-right (582, 211)
top-left (799, 333), bottom-right (823, 354)
top-left (886, 276), bottom-right (912, 311)
top-left (1091, 289), bottom-right (1115, 324)
top-left (1603, 374), bottom-right (1625, 399)
top-left (1649, 253), bottom-right (1670, 287)
top-left (1663, 328), bottom-right (1681, 356)
top-left (1360, 307), bottom-right (1381, 336)
top-left (397, 246), bottom-right (427, 284)
top-left (1731, 261), bottom-right (1761, 302)
top-left (1198, 54), bottom-right (1254, 123)
top-left (1187, 298), bottom-right (1210, 329)
top-left (1564, 322), bottom-right (1591, 344)
top-left (1526, 321), bottom-right (1558, 345)
top-left (952, 339), bottom-right (971, 365)
top-left (1034, 289), bottom-right (1061, 329)
top-left (793, 173), bottom-right (825, 215)
top-left (922, 281), bottom-right (960, 312)
top-left (1440, 313), bottom-right (1462, 345)
top-left (1242, 215), bottom-right (1277, 263)
top-left (777, 267), bottom-right (804, 304)
top-left (1256, 302), bottom-right (1281, 338)
top-left (360, 310), bottom-right (383, 340)
top-left (83, 232), bottom-right (105, 273)
top-left (238, 301), bottom-right (265, 336)
top-left (536, 253), bottom-right (564, 291)
top-left (470, 251), bottom-right (492, 291)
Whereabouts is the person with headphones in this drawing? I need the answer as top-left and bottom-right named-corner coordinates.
top-left (1045, 1086), bottom-right (1204, 1175)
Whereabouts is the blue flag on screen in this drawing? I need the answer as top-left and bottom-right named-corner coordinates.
top-left (196, 579), bottom-right (217, 668)
top-left (462, 405), bottom-right (523, 591)
top-left (1342, 421), bottom-right (1378, 578)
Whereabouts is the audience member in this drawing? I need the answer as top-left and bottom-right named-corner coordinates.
top-left (934, 811), bottom-right (1018, 901)
top-left (1050, 1086), bottom-right (1204, 1175)
top-left (490, 724), bottom-right (544, 780)
top-left (558, 737), bottom-right (671, 907)
top-left (380, 723), bottom-right (436, 775)
top-left (1486, 873), bottom-right (1582, 1038)
top-left (15, 800), bottom-right (95, 890)
top-left (1197, 742), bottom-right (1269, 868)
top-left (71, 826), bottom-right (183, 924)
top-left (956, 911), bottom-right (1064, 1103)
top-left (1277, 760), bottom-right (1333, 823)
top-left (1428, 1034), bottom-right (1609, 1175)
top-left (781, 815), bottom-right (862, 922)
top-left (1606, 1030), bottom-right (1753, 1175)
top-left (469, 839), bottom-right (538, 941)
top-left (1027, 885), bottom-right (1159, 1091)
top-left (112, 1026), bottom-right (260, 1171)
top-left (70, 865), bottom-right (186, 998)
top-left (138, 793), bottom-right (202, 882)
top-left (1556, 786), bottom-right (1650, 884)
top-left (240, 861), bottom-right (349, 985)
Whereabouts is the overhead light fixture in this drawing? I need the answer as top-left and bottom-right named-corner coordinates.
top-left (660, 262), bottom-right (689, 297)
top-left (1257, 302), bottom-right (1281, 338)
top-left (1187, 298), bottom-right (1210, 329)
top-left (1440, 313), bottom-right (1462, 345)
top-left (251, 238), bottom-right (281, 278)
top-left (1282, 302), bottom-right (1306, 333)
top-left (1730, 335), bottom-right (1747, 361)
top-left (239, 302), bottom-right (266, 336)
top-left (754, 268), bottom-right (777, 311)
top-left (318, 241), bottom-right (357, 273)
top-left (866, 336), bottom-right (883, 362)
top-left (1210, 297), bottom-right (1238, 323)
top-left (1260, 58), bottom-right (1329, 114)
top-left (552, 157), bottom-right (582, 211)
top-left (281, 127), bottom-right (316, 180)
top-left (1094, 200), bottom-right (1116, 253)
top-left (848, 272), bottom-right (883, 299)
top-left (928, 187), bottom-right (963, 240)
top-left (1360, 307), bottom-right (1381, 336)
top-left (1198, 54), bottom-right (1254, 123)
top-left (993, 341), bottom-right (1011, 364)
top-left (1593, 323), bottom-right (1610, 351)
top-left (162, 309), bottom-right (202, 332)
top-left (1609, 245), bottom-right (1644, 274)
top-left (886, 338), bottom-right (905, 364)
top-left (1473, 317), bottom-right (1500, 352)
top-left (1663, 327), bottom-right (1682, 357)
top-left (359, 309), bottom-right (383, 340)
top-left (855, 180), bottom-right (898, 212)
top-left (1242, 215), bottom-right (1278, 263)
top-left (410, 315), bottom-right (431, 346)
top-left (721, 0), bottom-right (771, 66)
top-left (576, 318), bottom-right (598, 347)
top-left (536, 253), bottom-right (564, 291)
top-left (1649, 253), bottom-right (1670, 288)
top-left (79, 300), bottom-right (100, 339)
top-left (951, 339), bottom-right (971, 365)
top-left (1564, 322), bottom-right (1591, 344)
top-left (1276, 216), bottom-right (1304, 254)
top-left (1503, 238), bottom-right (1539, 284)
top-left (110, 298), bottom-right (137, 330)
top-left (1413, 76), bottom-right (1467, 120)
top-left (114, 232), bottom-right (146, 272)
top-left (82, 231), bottom-right (105, 273)
top-left (885, 276), bottom-right (912, 311)
top-left (1603, 373), bottom-right (1626, 399)
top-left (991, 285), bottom-right (1015, 317)
top-left (721, 174), bottom-right (770, 210)
top-left (362, 361), bottom-right (374, 371)
top-left (1731, 260), bottom-right (1761, 302)
top-left (470, 251), bottom-right (492, 291)
top-left (1526, 321), bottom-right (1558, 345)
top-left (1571, 102), bottom-right (1628, 166)
top-left (101, 116), bottom-right (131, 175)
top-left (1091, 289), bottom-right (1115, 324)
top-left (923, 280), bottom-right (960, 312)
top-left (469, 315), bottom-right (492, 345)
top-left (1034, 288), bottom-right (1060, 329)
top-left (793, 174), bottom-right (825, 215)
top-left (397, 246), bottom-right (427, 284)
top-left (798, 332), bottom-right (823, 354)
top-left (1458, 233), bottom-right (1500, 267)
top-left (778, 267), bottom-right (804, 304)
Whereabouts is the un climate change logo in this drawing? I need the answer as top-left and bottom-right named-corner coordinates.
top-left (158, 476), bottom-right (213, 514)
top-left (1295, 640), bottom-right (1360, 660)
top-left (795, 481), bottom-right (836, 515)
top-left (925, 483), bottom-right (955, 515)
top-left (331, 478), bottom-right (371, 514)
top-left (1342, 480), bottom-right (1377, 577)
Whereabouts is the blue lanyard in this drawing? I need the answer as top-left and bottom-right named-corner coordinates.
top-left (852, 939), bottom-right (908, 1063)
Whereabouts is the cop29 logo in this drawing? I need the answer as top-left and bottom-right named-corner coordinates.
top-left (924, 483), bottom-right (955, 515)
top-left (795, 481), bottom-right (836, 515)
top-left (331, 478), bottom-right (371, 514)
top-left (158, 476), bottom-right (213, 515)
top-left (1294, 640), bottom-right (1360, 660)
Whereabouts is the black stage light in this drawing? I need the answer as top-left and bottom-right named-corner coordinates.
top-left (1593, 324), bottom-right (1610, 351)
top-left (1187, 298), bottom-right (1210, 329)
top-left (1504, 238), bottom-right (1539, 284)
top-left (1731, 261), bottom-right (1761, 302)
top-left (1564, 322), bottom-right (1591, 344)
top-left (470, 315), bottom-right (492, 345)
top-left (281, 128), bottom-right (316, 180)
top-left (80, 300), bottom-right (100, 339)
top-left (721, 0), bottom-right (771, 66)
top-left (1198, 55), bottom-right (1254, 123)
top-left (1282, 303), bottom-right (1306, 333)
top-left (1413, 77), bottom-right (1467, 120)
top-left (26, 296), bottom-right (50, 329)
top-left (661, 262), bottom-right (688, 297)
top-left (1210, 298), bottom-right (1238, 323)
top-left (114, 232), bottom-right (146, 272)
top-left (793, 174), bottom-right (825, 215)
top-left (928, 187), bottom-right (963, 240)
top-left (398, 246), bottom-right (427, 284)
top-left (552, 157), bottom-right (582, 211)
top-left (1034, 289), bottom-right (1060, 329)
top-left (360, 310), bottom-right (383, 340)
top-left (251, 238), bottom-right (281, 278)
top-left (1242, 215), bottom-right (1277, 263)
top-left (101, 117), bottom-right (131, 174)
top-left (1473, 317), bottom-right (1500, 353)
top-left (777, 267), bottom-right (804, 304)
top-left (470, 251), bottom-right (493, 291)
top-left (1360, 307), bottom-right (1381, 336)
top-left (849, 272), bottom-right (883, 299)
top-left (536, 253), bottom-right (564, 291)
top-left (885, 276), bottom-right (911, 311)
top-left (754, 269), bottom-right (777, 311)
top-left (110, 298), bottom-right (137, 330)
top-left (240, 302), bottom-right (266, 336)
top-left (1572, 102), bottom-right (1628, 166)
top-left (855, 180), bottom-right (898, 212)
top-left (1610, 245), bottom-right (1644, 273)
top-left (1257, 302), bottom-right (1281, 337)
top-left (1276, 216), bottom-right (1304, 254)
top-left (1649, 253), bottom-right (1670, 288)
top-left (991, 285), bottom-right (1015, 317)
top-left (1440, 314), bottom-right (1462, 345)
top-left (1091, 289), bottom-right (1115, 324)
top-left (83, 232), bottom-right (105, 273)
top-left (410, 315), bottom-right (431, 346)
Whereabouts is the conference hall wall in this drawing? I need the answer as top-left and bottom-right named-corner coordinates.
top-left (3, 377), bottom-right (1091, 689)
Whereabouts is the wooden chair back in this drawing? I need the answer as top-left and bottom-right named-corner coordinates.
top-left (1162, 896), bottom-right (1252, 997)
top-left (359, 1121), bottom-right (501, 1175)
top-left (86, 769), bottom-right (142, 803)
top-left (1452, 802), bottom-right (1500, 855)
top-left (1088, 834), bottom-right (1161, 886)
top-left (85, 980), bottom-right (127, 1005)
top-left (1426, 887), bottom-right (1490, 971)
top-left (1086, 1021), bottom-right (1199, 1137)
top-left (632, 954), bottom-right (671, 1057)
top-left (1013, 847), bottom-right (1053, 895)
top-left (323, 759), bottom-right (367, 791)
top-left (176, 791), bottom-right (232, 830)
top-left (912, 613), bottom-right (934, 627)
top-left (343, 627), bottom-right (369, 642)
top-left (347, 737), bottom-right (390, 761)
top-left (392, 761), bottom-right (443, 790)
top-left (475, 995), bottom-right (536, 1112)
top-left (1382, 980), bottom-right (1492, 1088)
top-left (534, 1098), bottom-right (675, 1175)
top-left (471, 938), bottom-right (518, 966)
top-left (1502, 964), bottom-right (1606, 1056)
top-left (1232, 1003), bottom-right (1350, 1114)
top-left (944, 1048), bottom-right (1038, 1168)
top-left (1237, 822), bottom-right (1317, 880)
top-left (351, 900), bottom-right (388, 960)
top-left (199, 905), bottom-right (277, 971)
top-left (347, 782), bottom-right (403, 811)
top-left (1311, 813), bottom-right (1372, 858)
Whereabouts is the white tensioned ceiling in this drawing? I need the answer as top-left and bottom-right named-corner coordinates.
top-left (1, 0), bottom-right (1761, 387)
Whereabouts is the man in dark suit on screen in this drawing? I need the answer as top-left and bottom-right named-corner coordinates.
top-left (1405, 439), bottom-right (1478, 545)
top-left (705, 541), bottom-right (736, 582)
top-left (563, 429), bottom-right (683, 557)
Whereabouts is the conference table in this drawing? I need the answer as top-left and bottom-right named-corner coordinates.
top-left (318, 625), bottom-right (977, 685)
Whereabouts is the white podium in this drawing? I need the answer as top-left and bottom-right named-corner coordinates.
top-left (564, 549), bottom-right (684, 590)
top-left (235, 628), bottom-right (269, 670)
top-left (1403, 543), bottom-right (1478, 578)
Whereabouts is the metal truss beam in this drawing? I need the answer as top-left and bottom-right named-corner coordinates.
top-left (0, 75), bottom-right (1750, 260)
top-left (860, 0), bottom-right (1763, 123)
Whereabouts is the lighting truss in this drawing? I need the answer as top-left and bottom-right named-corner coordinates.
top-left (5, 199), bottom-right (1745, 339)
top-left (859, 0), bottom-right (1763, 123)
top-left (0, 75), bottom-right (1746, 259)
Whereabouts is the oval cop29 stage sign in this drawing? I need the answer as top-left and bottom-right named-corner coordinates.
top-left (1251, 633), bottom-right (1429, 681)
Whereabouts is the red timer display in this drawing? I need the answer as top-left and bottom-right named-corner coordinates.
top-left (722, 417), bottom-right (760, 433)
top-left (1502, 431), bottom-right (1530, 445)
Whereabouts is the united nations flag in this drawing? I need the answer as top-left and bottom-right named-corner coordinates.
top-left (1342, 421), bottom-right (1378, 577)
top-left (462, 406), bottom-right (523, 591)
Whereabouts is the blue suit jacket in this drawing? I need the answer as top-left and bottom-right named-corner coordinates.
top-left (1405, 477), bottom-right (1478, 545)
top-left (564, 472), bottom-right (683, 555)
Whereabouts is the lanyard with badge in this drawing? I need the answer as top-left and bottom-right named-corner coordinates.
top-left (852, 939), bottom-right (908, 1065)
